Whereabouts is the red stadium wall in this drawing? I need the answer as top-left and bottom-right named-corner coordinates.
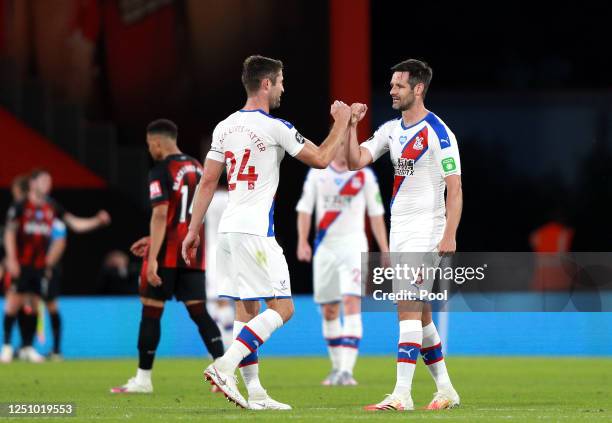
top-left (0, 108), bottom-right (106, 188)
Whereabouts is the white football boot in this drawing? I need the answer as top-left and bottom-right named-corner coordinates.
top-left (426, 387), bottom-right (460, 409)
top-left (204, 363), bottom-right (248, 409)
top-left (110, 377), bottom-right (153, 394)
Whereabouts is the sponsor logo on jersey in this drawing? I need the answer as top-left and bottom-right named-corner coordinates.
top-left (323, 195), bottom-right (352, 210)
top-left (413, 136), bottom-right (424, 150)
top-left (394, 158), bottom-right (415, 176)
top-left (439, 137), bottom-right (451, 148)
top-left (441, 157), bottom-right (456, 173)
top-left (295, 131), bottom-right (305, 144)
top-left (149, 180), bottom-right (163, 199)
top-left (24, 221), bottom-right (51, 236)
top-left (399, 135), bottom-right (408, 145)
top-left (334, 178), bottom-right (343, 186)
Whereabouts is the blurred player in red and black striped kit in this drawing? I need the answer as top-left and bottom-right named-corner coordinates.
top-left (111, 119), bottom-right (223, 393)
top-left (1, 171), bottom-right (110, 363)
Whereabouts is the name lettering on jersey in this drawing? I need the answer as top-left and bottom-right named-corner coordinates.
top-left (172, 164), bottom-right (203, 191)
top-left (219, 125), bottom-right (266, 152)
top-left (149, 180), bottom-right (163, 199)
top-left (394, 157), bottom-right (415, 176)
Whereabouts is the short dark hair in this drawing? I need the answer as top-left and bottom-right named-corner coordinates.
top-left (241, 55), bottom-right (283, 95)
top-left (12, 174), bottom-right (30, 194)
top-left (30, 168), bottom-right (50, 180)
top-left (146, 119), bottom-right (178, 139)
top-left (390, 59), bottom-right (433, 96)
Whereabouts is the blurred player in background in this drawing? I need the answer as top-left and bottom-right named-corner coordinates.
top-left (296, 144), bottom-right (388, 386)
top-left (347, 59), bottom-right (462, 411)
top-left (29, 169), bottom-right (111, 361)
top-left (204, 186), bottom-right (234, 349)
top-left (182, 55), bottom-right (354, 409)
top-left (2, 174), bottom-right (67, 363)
top-left (111, 119), bottom-right (224, 394)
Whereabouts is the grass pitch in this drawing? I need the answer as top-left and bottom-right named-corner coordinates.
top-left (0, 356), bottom-right (610, 422)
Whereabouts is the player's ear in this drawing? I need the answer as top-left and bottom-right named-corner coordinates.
top-left (414, 82), bottom-right (425, 97)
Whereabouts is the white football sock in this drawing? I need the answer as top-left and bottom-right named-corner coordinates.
top-left (340, 313), bottom-right (362, 374)
top-left (392, 319), bottom-right (422, 398)
top-left (322, 317), bottom-right (342, 370)
top-left (233, 321), bottom-right (265, 397)
top-left (215, 309), bottom-right (283, 374)
top-left (421, 321), bottom-right (453, 391)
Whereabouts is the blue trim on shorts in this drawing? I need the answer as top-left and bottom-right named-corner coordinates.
top-left (240, 295), bottom-right (293, 301)
top-left (218, 295), bottom-right (240, 300)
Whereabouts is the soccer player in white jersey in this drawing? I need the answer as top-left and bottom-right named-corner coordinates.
top-left (204, 188), bottom-right (235, 349)
top-left (296, 145), bottom-right (388, 386)
top-left (346, 59), bottom-right (462, 411)
top-left (182, 55), bottom-right (354, 410)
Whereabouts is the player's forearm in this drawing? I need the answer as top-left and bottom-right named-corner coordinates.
top-left (443, 185), bottom-right (463, 239)
top-left (297, 212), bottom-right (312, 244)
top-left (188, 180), bottom-right (216, 233)
top-left (148, 212), bottom-right (167, 262)
top-left (45, 239), bottom-right (66, 268)
top-left (4, 229), bottom-right (18, 262)
top-left (64, 214), bottom-right (102, 233)
top-left (317, 120), bottom-right (349, 168)
top-left (347, 124), bottom-right (361, 170)
top-left (369, 215), bottom-right (389, 252)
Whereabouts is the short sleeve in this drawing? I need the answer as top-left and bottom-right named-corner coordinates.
top-left (364, 168), bottom-right (385, 216)
top-left (274, 120), bottom-right (305, 157)
top-left (361, 123), bottom-right (391, 162)
top-left (206, 123), bottom-right (225, 163)
top-left (430, 128), bottom-right (461, 178)
top-left (51, 219), bottom-right (67, 241)
top-left (295, 169), bottom-right (317, 214)
top-left (148, 163), bottom-right (170, 207)
top-left (5, 202), bottom-right (23, 226)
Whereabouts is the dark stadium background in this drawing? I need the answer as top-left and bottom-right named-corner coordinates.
top-left (1, 0), bottom-right (611, 296)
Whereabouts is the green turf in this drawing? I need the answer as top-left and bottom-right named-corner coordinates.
top-left (0, 356), bottom-right (611, 422)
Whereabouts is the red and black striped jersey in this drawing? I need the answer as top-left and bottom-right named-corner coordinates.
top-left (148, 154), bottom-right (205, 270)
top-left (6, 198), bottom-right (63, 269)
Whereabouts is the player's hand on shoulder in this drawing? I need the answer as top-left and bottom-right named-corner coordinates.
top-left (181, 230), bottom-right (200, 265)
top-left (147, 259), bottom-right (162, 286)
top-left (97, 210), bottom-right (112, 226)
top-left (130, 236), bottom-right (150, 257)
top-left (350, 103), bottom-right (368, 126)
top-left (330, 100), bottom-right (351, 124)
top-left (437, 236), bottom-right (456, 256)
top-left (297, 241), bottom-right (312, 263)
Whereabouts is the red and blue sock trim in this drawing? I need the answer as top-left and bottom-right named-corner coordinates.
top-left (236, 326), bottom-right (264, 352)
top-left (421, 342), bottom-right (444, 365)
top-left (397, 342), bottom-right (421, 364)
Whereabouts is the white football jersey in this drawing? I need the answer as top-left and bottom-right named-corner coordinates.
top-left (361, 112), bottom-right (461, 236)
top-left (295, 165), bottom-right (384, 251)
top-left (207, 109), bottom-right (305, 236)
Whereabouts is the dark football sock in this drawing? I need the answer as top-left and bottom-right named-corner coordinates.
top-left (22, 311), bottom-right (37, 347)
top-left (3, 314), bottom-right (16, 344)
top-left (49, 311), bottom-right (61, 354)
top-left (186, 302), bottom-right (224, 359)
top-left (137, 305), bottom-right (163, 370)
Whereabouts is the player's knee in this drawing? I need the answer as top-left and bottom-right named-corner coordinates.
top-left (342, 296), bottom-right (361, 315)
top-left (322, 304), bottom-right (340, 320)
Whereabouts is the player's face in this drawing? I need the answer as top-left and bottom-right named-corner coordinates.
top-left (146, 135), bottom-right (164, 161)
top-left (37, 173), bottom-right (52, 195)
top-left (11, 184), bottom-right (25, 202)
top-left (390, 71), bottom-right (415, 111)
top-left (268, 71), bottom-right (284, 110)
